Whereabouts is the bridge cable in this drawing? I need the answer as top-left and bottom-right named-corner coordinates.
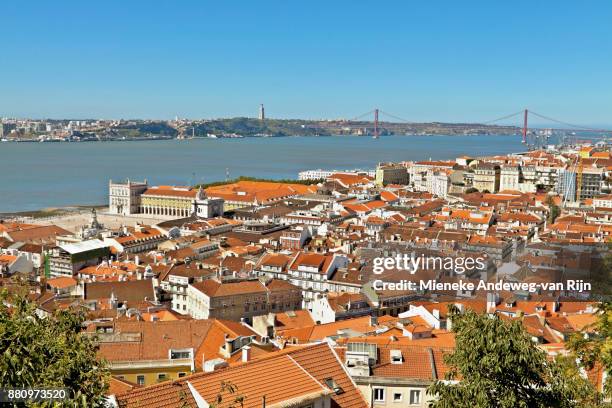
top-left (378, 110), bottom-right (415, 124)
top-left (528, 111), bottom-right (612, 133)
top-left (349, 110), bottom-right (376, 122)
top-left (480, 110), bottom-right (524, 125)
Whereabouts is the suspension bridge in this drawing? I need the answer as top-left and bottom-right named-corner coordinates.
top-left (347, 107), bottom-right (612, 148)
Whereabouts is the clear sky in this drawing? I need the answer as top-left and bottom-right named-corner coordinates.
top-left (2, 1), bottom-right (611, 126)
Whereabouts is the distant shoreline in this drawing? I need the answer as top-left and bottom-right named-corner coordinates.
top-left (1, 133), bottom-right (527, 145)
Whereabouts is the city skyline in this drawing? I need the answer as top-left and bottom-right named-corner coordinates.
top-left (2, 1), bottom-right (612, 126)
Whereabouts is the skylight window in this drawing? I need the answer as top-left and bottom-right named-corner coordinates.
top-left (324, 378), bottom-right (344, 395)
top-left (390, 349), bottom-right (403, 364)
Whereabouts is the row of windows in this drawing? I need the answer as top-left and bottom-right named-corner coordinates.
top-left (373, 388), bottom-right (421, 405)
top-left (129, 372), bottom-right (187, 386)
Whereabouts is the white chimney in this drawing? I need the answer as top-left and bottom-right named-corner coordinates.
top-left (486, 292), bottom-right (499, 313)
top-left (242, 346), bottom-right (251, 363)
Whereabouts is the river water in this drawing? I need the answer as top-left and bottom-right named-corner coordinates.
top-left (0, 135), bottom-right (524, 212)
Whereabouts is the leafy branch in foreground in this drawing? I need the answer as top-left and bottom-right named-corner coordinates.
top-left (567, 302), bottom-right (612, 400)
top-left (0, 287), bottom-right (110, 407)
top-left (427, 306), bottom-right (604, 408)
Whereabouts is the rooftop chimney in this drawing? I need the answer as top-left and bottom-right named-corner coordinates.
top-left (242, 346), bottom-right (251, 363)
top-left (370, 315), bottom-right (378, 326)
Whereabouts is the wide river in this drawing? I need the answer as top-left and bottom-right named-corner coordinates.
top-left (0, 135), bottom-right (525, 212)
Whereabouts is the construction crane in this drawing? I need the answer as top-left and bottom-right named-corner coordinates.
top-left (561, 154), bottom-right (584, 207)
top-left (576, 156), bottom-right (584, 202)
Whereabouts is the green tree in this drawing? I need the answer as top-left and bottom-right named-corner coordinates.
top-left (428, 307), bottom-right (599, 408)
top-left (545, 195), bottom-right (561, 224)
top-left (0, 287), bottom-right (109, 407)
top-left (590, 248), bottom-right (612, 301)
top-left (567, 302), bottom-right (612, 400)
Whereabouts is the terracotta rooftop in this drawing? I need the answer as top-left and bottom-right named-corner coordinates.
top-left (84, 279), bottom-right (155, 304)
top-left (115, 343), bottom-right (367, 408)
top-left (191, 278), bottom-right (298, 298)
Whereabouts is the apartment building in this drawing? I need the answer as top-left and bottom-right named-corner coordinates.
top-left (473, 163), bottom-right (500, 193)
top-left (187, 278), bottom-right (302, 322)
top-left (376, 163), bottom-right (409, 186)
top-left (95, 319), bottom-right (259, 387)
top-left (48, 239), bottom-right (110, 277)
top-left (343, 342), bottom-right (449, 408)
top-left (255, 251), bottom-right (351, 310)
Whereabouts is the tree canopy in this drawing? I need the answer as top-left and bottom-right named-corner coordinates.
top-left (0, 288), bottom-right (109, 407)
top-left (428, 306), bottom-right (602, 408)
top-left (567, 302), bottom-right (612, 401)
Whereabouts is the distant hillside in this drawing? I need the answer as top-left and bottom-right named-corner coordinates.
top-left (188, 117), bottom-right (519, 138)
top-left (193, 117), bottom-right (316, 137)
top-left (113, 121), bottom-right (178, 137)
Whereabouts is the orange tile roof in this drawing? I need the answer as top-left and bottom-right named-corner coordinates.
top-left (278, 315), bottom-right (399, 343)
top-left (0, 254), bottom-right (18, 264)
top-left (274, 310), bottom-right (316, 330)
top-left (3, 224), bottom-right (71, 243)
top-left (107, 376), bottom-right (140, 396)
top-left (98, 319), bottom-right (215, 362)
top-left (98, 319), bottom-right (259, 366)
top-left (191, 278), bottom-right (298, 298)
top-left (46, 276), bottom-right (77, 289)
top-left (206, 181), bottom-right (317, 204)
top-left (143, 186), bottom-right (197, 198)
top-left (257, 252), bottom-right (293, 269)
top-left (191, 279), bottom-right (264, 297)
top-left (336, 328), bottom-right (456, 348)
top-left (380, 190), bottom-right (400, 202)
top-left (115, 343), bottom-right (367, 408)
top-left (327, 173), bottom-right (373, 187)
top-left (563, 313), bottom-right (597, 332)
top-left (366, 344), bottom-right (452, 380)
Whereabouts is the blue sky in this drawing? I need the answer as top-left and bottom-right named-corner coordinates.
top-left (2, 1), bottom-right (611, 126)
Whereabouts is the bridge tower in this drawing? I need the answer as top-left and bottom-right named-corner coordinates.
top-left (373, 108), bottom-right (379, 139)
top-left (522, 109), bottom-right (528, 145)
